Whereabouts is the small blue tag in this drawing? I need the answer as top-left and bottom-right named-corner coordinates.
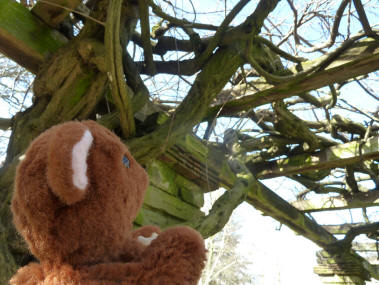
top-left (122, 155), bottom-right (130, 168)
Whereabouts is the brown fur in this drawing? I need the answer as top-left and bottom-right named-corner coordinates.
top-left (10, 121), bottom-right (206, 284)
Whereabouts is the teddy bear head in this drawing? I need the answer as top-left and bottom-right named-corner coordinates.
top-left (11, 121), bottom-right (148, 266)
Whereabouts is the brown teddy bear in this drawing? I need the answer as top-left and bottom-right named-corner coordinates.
top-left (10, 120), bottom-right (206, 284)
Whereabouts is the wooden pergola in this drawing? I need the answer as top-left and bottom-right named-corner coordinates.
top-left (0, 0), bottom-right (379, 284)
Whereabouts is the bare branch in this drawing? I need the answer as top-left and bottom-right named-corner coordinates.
top-left (206, 34), bottom-right (379, 120)
top-left (138, 0), bottom-right (155, 75)
top-left (329, 222), bottom-right (379, 251)
top-left (128, 0), bottom-right (281, 164)
top-left (255, 36), bottom-right (306, 63)
top-left (187, 179), bottom-right (248, 238)
top-left (195, 0), bottom-right (251, 68)
top-left (297, 0), bottom-right (351, 53)
top-left (353, 0), bottom-right (374, 35)
top-left (105, 0), bottom-right (135, 137)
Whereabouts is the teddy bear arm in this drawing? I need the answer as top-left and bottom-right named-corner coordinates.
top-left (83, 227), bottom-right (205, 284)
top-left (80, 262), bottom-right (143, 284)
top-left (137, 226), bottom-right (206, 284)
top-left (9, 263), bottom-right (44, 285)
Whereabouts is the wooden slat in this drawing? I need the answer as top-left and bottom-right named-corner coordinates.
top-left (322, 223), bottom-right (367, 234)
top-left (143, 185), bottom-right (204, 221)
top-left (206, 37), bottom-right (379, 119)
top-left (352, 242), bottom-right (379, 252)
top-left (291, 191), bottom-right (379, 212)
top-left (256, 135), bottom-right (379, 179)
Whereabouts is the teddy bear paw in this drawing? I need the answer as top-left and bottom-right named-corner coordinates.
top-left (137, 232), bottom-right (159, 246)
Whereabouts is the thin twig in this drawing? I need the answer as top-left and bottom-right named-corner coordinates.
top-left (355, 79), bottom-right (379, 101)
top-left (339, 99), bottom-right (379, 122)
top-left (148, 0), bottom-right (219, 30)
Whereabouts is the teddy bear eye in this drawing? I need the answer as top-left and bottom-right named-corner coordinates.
top-left (122, 155), bottom-right (130, 168)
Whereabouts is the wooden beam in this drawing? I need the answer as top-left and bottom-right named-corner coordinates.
top-left (352, 242), bottom-right (379, 252)
top-left (166, 134), bottom-right (376, 268)
top-left (241, 170), bottom-right (379, 280)
top-left (206, 37), bottom-right (379, 120)
top-left (0, 0), bottom-right (67, 73)
top-left (244, 174), bottom-right (337, 247)
top-left (32, 0), bottom-right (82, 28)
top-left (255, 135), bottom-right (379, 179)
top-left (322, 223), bottom-right (367, 234)
top-left (151, 134), bottom-right (376, 278)
top-left (292, 190), bottom-right (379, 212)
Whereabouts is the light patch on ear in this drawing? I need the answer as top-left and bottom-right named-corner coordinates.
top-left (72, 129), bottom-right (93, 190)
top-left (137, 232), bottom-right (158, 246)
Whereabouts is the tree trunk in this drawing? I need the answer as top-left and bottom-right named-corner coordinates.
top-left (0, 39), bottom-right (108, 283)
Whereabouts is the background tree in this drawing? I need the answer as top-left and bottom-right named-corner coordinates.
top-left (200, 214), bottom-right (253, 285)
top-left (0, 0), bottom-right (379, 284)
top-left (199, 192), bottom-right (254, 285)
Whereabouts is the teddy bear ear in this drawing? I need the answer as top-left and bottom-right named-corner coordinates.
top-left (46, 122), bottom-right (94, 205)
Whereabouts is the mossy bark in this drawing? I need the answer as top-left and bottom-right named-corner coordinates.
top-left (0, 0), bottom-right (67, 72)
top-left (0, 0), bottom-right (113, 276)
top-left (0, 158), bottom-right (30, 285)
top-left (5, 40), bottom-right (107, 164)
top-left (0, 38), bottom-right (107, 282)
